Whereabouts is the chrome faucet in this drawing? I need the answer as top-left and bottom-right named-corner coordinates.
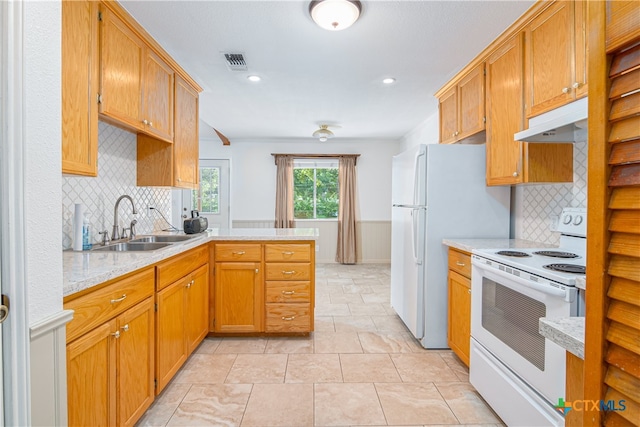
top-left (112, 195), bottom-right (137, 240)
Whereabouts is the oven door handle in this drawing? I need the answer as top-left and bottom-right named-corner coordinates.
top-left (473, 261), bottom-right (568, 298)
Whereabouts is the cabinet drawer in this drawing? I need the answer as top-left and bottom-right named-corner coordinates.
top-left (157, 244), bottom-right (208, 290)
top-left (265, 303), bottom-right (311, 332)
top-left (214, 244), bottom-right (262, 262)
top-left (264, 244), bottom-right (311, 262)
top-left (265, 281), bottom-right (310, 303)
top-left (65, 267), bottom-right (154, 342)
top-left (448, 248), bottom-right (471, 278)
top-left (265, 263), bottom-right (311, 281)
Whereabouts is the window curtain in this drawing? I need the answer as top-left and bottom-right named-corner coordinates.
top-left (274, 155), bottom-right (295, 228)
top-left (336, 156), bottom-right (358, 264)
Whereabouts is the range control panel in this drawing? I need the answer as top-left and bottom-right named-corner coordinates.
top-left (557, 207), bottom-right (587, 237)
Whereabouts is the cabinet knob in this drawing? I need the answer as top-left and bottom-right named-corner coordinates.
top-left (111, 331), bottom-right (121, 339)
top-left (468, 289), bottom-right (471, 294)
top-left (255, 268), bottom-right (259, 274)
top-left (572, 82), bottom-right (581, 89)
top-left (186, 279), bottom-right (194, 288)
top-left (454, 131), bottom-right (459, 136)
top-left (562, 87), bottom-right (571, 94)
top-left (149, 122), bottom-right (153, 127)
top-left (513, 172), bottom-right (519, 177)
top-left (121, 324), bottom-right (129, 332)
top-left (143, 119), bottom-right (148, 125)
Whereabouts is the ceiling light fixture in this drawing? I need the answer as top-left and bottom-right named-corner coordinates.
top-left (247, 75), bottom-right (261, 82)
top-left (309, 0), bottom-right (362, 31)
top-left (382, 77), bottom-right (396, 84)
top-left (312, 124), bottom-right (335, 142)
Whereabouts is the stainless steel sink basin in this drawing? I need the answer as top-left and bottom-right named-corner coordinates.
top-left (130, 235), bottom-right (193, 243)
top-left (92, 242), bottom-right (171, 252)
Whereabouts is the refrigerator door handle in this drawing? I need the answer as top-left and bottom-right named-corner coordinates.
top-left (392, 204), bottom-right (427, 209)
top-left (413, 150), bottom-right (425, 206)
top-left (411, 209), bottom-right (421, 265)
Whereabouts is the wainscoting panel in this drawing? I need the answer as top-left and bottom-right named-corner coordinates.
top-left (232, 220), bottom-right (391, 263)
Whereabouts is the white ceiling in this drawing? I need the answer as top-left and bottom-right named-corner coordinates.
top-left (120, 0), bottom-right (534, 143)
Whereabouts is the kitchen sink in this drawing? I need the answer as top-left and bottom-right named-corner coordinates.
top-left (130, 235), bottom-right (194, 243)
top-left (92, 242), bottom-right (171, 252)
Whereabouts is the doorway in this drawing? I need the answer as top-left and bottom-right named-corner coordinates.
top-left (181, 159), bottom-right (230, 230)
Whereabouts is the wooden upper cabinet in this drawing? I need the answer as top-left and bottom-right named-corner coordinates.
top-left (62, 0), bottom-right (99, 176)
top-left (605, 0), bottom-right (640, 53)
top-left (438, 63), bottom-right (485, 144)
top-left (173, 75), bottom-right (199, 188)
top-left (525, 1), bottom-right (587, 118)
top-left (99, 7), bottom-right (174, 143)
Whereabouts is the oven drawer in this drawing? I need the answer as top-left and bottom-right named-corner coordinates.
top-left (448, 248), bottom-right (471, 278)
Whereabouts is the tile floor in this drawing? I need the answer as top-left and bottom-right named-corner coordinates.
top-left (138, 263), bottom-right (503, 427)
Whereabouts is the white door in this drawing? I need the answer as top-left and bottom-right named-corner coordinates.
top-left (182, 159), bottom-right (230, 229)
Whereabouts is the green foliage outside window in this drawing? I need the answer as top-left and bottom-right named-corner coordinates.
top-left (192, 167), bottom-right (220, 213)
top-left (294, 167), bottom-right (339, 219)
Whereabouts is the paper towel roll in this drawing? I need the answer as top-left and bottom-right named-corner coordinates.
top-left (73, 203), bottom-right (84, 251)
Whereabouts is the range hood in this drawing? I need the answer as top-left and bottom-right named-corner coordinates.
top-left (515, 97), bottom-right (588, 142)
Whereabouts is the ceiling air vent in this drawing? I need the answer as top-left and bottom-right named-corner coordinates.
top-left (223, 53), bottom-right (248, 71)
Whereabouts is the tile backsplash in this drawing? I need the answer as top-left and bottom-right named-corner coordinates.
top-left (62, 122), bottom-right (172, 250)
top-left (517, 140), bottom-right (588, 245)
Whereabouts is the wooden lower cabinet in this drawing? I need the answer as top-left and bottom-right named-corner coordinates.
top-left (156, 262), bottom-right (209, 394)
top-left (214, 261), bottom-right (263, 333)
top-left (67, 297), bottom-right (154, 427)
top-left (447, 248), bottom-right (472, 366)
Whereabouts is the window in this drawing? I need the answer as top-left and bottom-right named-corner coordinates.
top-left (191, 166), bottom-right (220, 213)
top-left (293, 159), bottom-right (339, 219)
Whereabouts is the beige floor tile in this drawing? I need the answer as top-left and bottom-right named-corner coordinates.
top-left (314, 383), bottom-right (386, 426)
top-left (390, 353), bottom-right (459, 382)
top-left (327, 278), bottom-right (355, 285)
top-left (314, 316), bottom-right (336, 331)
top-left (225, 354), bottom-right (288, 384)
top-left (340, 354), bottom-right (401, 382)
top-left (286, 353), bottom-right (343, 383)
top-left (352, 278), bottom-right (384, 286)
top-left (358, 331), bottom-right (414, 354)
top-left (330, 293), bottom-right (365, 304)
top-left (241, 383), bottom-right (313, 426)
top-left (173, 354), bottom-right (237, 384)
top-left (349, 303), bottom-right (387, 316)
top-left (313, 331), bottom-right (363, 353)
top-left (333, 315), bottom-right (377, 332)
top-left (440, 351), bottom-right (470, 381)
top-left (435, 382), bottom-right (503, 424)
top-left (214, 337), bottom-right (268, 354)
top-left (136, 383), bottom-right (191, 426)
top-left (315, 303), bottom-right (351, 316)
top-left (342, 284), bottom-right (374, 294)
top-left (166, 384), bottom-right (252, 426)
top-left (264, 336), bottom-right (313, 354)
top-left (360, 292), bottom-right (390, 304)
top-left (375, 382), bottom-right (459, 425)
top-left (194, 338), bottom-right (222, 354)
top-left (327, 284), bottom-right (347, 294)
top-left (371, 315), bottom-right (409, 332)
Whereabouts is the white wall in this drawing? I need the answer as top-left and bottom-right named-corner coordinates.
top-left (199, 138), bottom-right (402, 222)
top-left (399, 108), bottom-right (439, 152)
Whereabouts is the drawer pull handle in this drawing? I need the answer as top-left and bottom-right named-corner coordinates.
top-left (111, 331), bottom-right (120, 339)
top-left (282, 290), bottom-right (296, 295)
top-left (110, 294), bottom-right (127, 304)
top-left (232, 251), bottom-right (246, 255)
top-left (456, 261), bottom-right (466, 267)
top-left (121, 324), bottom-right (129, 332)
top-left (282, 251), bottom-right (295, 255)
top-left (281, 316), bottom-right (296, 321)
top-left (282, 270), bottom-right (296, 275)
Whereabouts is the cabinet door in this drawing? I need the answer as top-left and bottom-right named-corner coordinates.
top-left (574, 0), bottom-right (588, 99)
top-left (447, 270), bottom-right (471, 366)
top-left (156, 278), bottom-right (187, 393)
top-left (439, 86), bottom-right (458, 144)
top-left (143, 50), bottom-right (174, 142)
top-left (457, 63), bottom-right (485, 140)
top-left (67, 320), bottom-right (116, 427)
top-left (117, 297), bottom-right (155, 427)
top-left (486, 34), bottom-right (525, 186)
top-left (62, 0), bottom-right (99, 176)
top-left (214, 262), bottom-right (263, 333)
top-left (185, 264), bottom-right (210, 354)
top-left (99, 7), bottom-right (144, 129)
top-left (525, 1), bottom-right (575, 117)
top-left (174, 75), bottom-right (199, 188)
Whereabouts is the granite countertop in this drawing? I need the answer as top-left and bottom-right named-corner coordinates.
top-left (442, 238), bottom-right (556, 253)
top-left (539, 317), bottom-right (585, 359)
top-left (63, 228), bottom-right (319, 298)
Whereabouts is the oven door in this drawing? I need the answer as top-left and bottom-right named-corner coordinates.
top-left (471, 258), bottom-right (575, 404)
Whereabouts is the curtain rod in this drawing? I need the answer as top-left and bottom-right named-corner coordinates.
top-left (271, 153), bottom-right (360, 165)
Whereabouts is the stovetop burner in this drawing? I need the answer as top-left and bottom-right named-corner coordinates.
top-left (533, 250), bottom-right (579, 258)
top-left (543, 264), bottom-right (586, 274)
top-left (496, 250), bottom-right (531, 257)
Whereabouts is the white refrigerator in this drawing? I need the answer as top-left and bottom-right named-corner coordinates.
top-left (390, 144), bottom-right (510, 348)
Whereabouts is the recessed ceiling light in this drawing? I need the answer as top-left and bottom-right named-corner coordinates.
top-left (382, 77), bottom-right (396, 85)
top-left (247, 75), bottom-right (261, 82)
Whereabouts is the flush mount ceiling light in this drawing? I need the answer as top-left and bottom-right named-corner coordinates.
top-left (312, 124), bottom-right (335, 142)
top-left (382, 77), bottom-right (396, 85)
top-left (309, 0), bottom-right (362, 31)
top-left (247, 75), bottom-right (261, 82)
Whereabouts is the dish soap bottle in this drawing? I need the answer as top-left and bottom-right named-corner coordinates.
top-left (82, 213), bottom-right (92, 250)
